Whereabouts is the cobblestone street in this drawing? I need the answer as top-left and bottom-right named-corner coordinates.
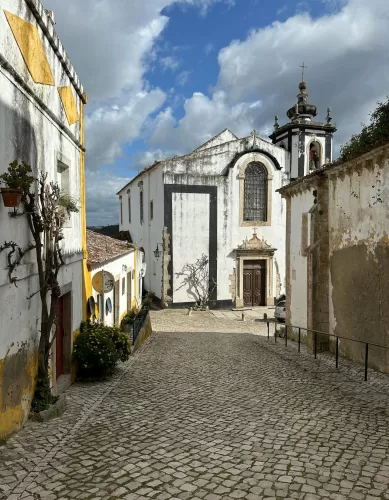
top-left (1, 317), bottom-right (389, 500)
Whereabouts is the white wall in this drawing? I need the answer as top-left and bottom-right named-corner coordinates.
top-left (90, 250), bottom-right (142, 327)
top-left (119, 165), bottom-right (164, 299)
top-left (288, 189), bottom-right (314, 330)
top-left (172, 193), bottom-right (210, 303)
top-left (0, 0), bottom-right (85, 437)
top-left (118, 134), bottom-right (290, 306)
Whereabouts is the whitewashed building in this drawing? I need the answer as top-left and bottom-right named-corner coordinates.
top-left (279, 142), bottom-right (389, 374)
top-left (86, 230), bottom-right (144, 326)
top-left (117, 80), bottom-right (336, 309)
top-left (0, 1), bottom-right (87, 439)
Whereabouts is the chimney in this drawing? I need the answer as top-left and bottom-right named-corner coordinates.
top-left (45, 9), bottom-right (56, 25)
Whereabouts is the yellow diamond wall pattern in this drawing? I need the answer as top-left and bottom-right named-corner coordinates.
top-left (58, 86), bottom-right (79, 125)
top-left (4, 10), bottom-right (55, 86)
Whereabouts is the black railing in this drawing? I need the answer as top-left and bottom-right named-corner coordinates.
top-left (132, 311), bottom-right (149, 344)
top-left (266, 321), bottom-right (389, 381)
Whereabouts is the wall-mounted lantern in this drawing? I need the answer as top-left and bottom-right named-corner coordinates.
top-left (153, 243), bottom-right (163, 260)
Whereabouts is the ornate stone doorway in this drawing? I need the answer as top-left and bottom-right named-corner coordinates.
top-left (235, 233), bottom-right (277, 308)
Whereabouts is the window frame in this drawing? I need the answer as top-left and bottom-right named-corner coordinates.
top-left (243, 162), bottom-right (268, 222)
top-left (238, 153), bottom-right (273, 227)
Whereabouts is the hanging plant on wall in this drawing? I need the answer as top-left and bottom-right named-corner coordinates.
top-left (0, 160), bottom-right (79, 412)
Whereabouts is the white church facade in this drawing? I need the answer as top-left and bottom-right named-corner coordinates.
top-left (117, 80), bottom-right (336, 309)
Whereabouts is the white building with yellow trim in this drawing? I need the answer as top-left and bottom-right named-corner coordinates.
top-left (0, 0), bottom-right (87, 440)
top-left (86, 230), bottom-right (144, 326)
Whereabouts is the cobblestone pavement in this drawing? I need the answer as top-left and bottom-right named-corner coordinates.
top-left (149, 310), bottom-right (273, 334)
top-left (1, 320), bottom-right (389, 500)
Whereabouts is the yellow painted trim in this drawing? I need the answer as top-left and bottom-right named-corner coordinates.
top-left (4, 10), bottom-right (55, 86)
top-left (79, 97), bottom-right (90, 322)
top-left (58, 86), bottom-right (79, 125)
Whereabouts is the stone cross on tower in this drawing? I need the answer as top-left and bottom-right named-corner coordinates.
top-left (300, 62), bottom-right (307, 81)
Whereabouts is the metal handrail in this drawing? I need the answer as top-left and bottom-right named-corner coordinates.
top-left (266, 321), bottom-right (389, 381)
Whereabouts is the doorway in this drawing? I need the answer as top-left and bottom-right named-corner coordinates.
top-left (127, 271), bottom-right (132, 312)
top-left (114, 280), bottom-right (120, 325)
top-left (56, 297), bottom-right (64, 379)
top-left (243, 260), bottom-right (266, 307)
top-left (55, 292), bottom-right (72, 381)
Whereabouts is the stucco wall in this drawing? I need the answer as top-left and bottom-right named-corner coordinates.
top-left (328, 148), bottom-right (389, 372)
top-left (119, 165), bottom-right (163, 299)
top-left (89, 249), bottom-right (142, 327)
top-left (0, 1), bottom-right (86, 440)
top-left (119, 136), bottom-right (289, 306)
top-left (288, 189), bottom-right (314, 332)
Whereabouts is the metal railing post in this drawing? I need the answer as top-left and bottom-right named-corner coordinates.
top-left (267, 321), bottom-right (269, 340)
top-left (285, 325), bottom-right (288, 346)
top-left (314, 331), bottom-right (317, 359)
top-left (364, 343), bottom-right (369, 381)
top-left (298, 328), bottom-right (301, 353)
top-left (336, 337), bottom-right (339, 369)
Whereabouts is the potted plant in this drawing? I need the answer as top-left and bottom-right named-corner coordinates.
top-left (0, 160), bottom-right (35, 207)
top-left (58, 193), bottom-right (79, 227)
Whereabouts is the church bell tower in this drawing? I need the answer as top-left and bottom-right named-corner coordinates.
top-left (269, 73), bottom-right (337, 180)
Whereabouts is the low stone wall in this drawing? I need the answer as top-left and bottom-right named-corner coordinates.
top-left (132, 314), bottom-right (152, 352)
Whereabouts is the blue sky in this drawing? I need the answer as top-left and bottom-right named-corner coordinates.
top-left (46, 0), bottom-right (389, 225)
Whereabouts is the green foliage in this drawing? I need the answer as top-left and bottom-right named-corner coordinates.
top-left (120, 299), bottom-right (150, 329)
top-left (339, 97), bottom-right (389, 162)
top-left (58, 193), bottom-right (79, 215)
top-left (73, 322), bottom-right (131, 378)
top-left (0, 160), bottom-right (35, 192)
top-left (31, 377), bottom-right (59, 413)
top-left (109, 327), bottom-right (132, 362)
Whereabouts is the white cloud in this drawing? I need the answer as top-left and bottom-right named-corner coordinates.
top-left (176, 70), bottom-right (191, 86)
top-left (85, 172), bottom-right (129, 226)
top-left (160, 55), bottom-right (181, 71)
top-left (148, 0), bottom-right (389, 157)
top-left (44, 0), bottom-right (389, 225)
top-left (215, 0), bottom-right (389, 148)
top-left (86, 89), bottom-right (166, 168)
top-left (149, 91), bottom-right (261, 153)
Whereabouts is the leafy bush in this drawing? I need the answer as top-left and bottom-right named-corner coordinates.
top-left (73, 322), bottom-right (131, 377)
top-left (339, 97), bottom-right (389, 163)
top-left (109, 327), bottom-right (131, 362)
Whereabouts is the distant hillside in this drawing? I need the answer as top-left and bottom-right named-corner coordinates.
top-left (87, 225), bottom-right (119, 237)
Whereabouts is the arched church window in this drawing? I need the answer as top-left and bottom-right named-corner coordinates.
top-left (244, 162), bottom-right (268, 221)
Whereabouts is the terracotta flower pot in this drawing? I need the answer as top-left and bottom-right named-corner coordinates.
top-left (0, 188), bottom-right (23, 207)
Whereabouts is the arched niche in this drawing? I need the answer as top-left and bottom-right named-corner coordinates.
top-left (308, 140), bottom-right (322, 172)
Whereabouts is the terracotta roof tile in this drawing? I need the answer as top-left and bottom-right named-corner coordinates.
top-left (86, 230), bottom-right (134, 265)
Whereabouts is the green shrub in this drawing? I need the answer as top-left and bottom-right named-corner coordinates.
top-left (73, 322), bottom-right (130, 378)
top-left (339, 97), bottom-right (389, 162)
top-left (108, 327), bottom-right (131, 362)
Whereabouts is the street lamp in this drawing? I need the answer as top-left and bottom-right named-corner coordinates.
top-left (153, 243), bottom-right (163, 260)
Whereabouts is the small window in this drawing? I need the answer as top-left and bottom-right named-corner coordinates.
top-left (122, 277), bottom-right (125, 295)
top-left (150, 200), bottom-right (154, 220)
top-left (128, 193), bottom-right (131, 223)
top-left (140, 190), bottom-right (144, 223)
top-left (132, 270), bottom-right (134, 280)
top-left (119, 196), bottom-right (123, 225)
